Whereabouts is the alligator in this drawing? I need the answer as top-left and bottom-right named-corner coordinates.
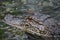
top-left (3, 11), bottom-right (60, 38)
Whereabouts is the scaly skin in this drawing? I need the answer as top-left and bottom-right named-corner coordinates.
top-left (3, 12), bottom-right (60, 37)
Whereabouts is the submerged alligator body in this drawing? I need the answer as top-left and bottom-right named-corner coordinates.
top-left (3, 12), bottom-right (60, 37)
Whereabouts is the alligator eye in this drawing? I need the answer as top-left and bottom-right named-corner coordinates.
top-left (25, 24), bottom-right (29, 26)
top-left (26, 16), bottom-right (32, 20)
top-left (52, 25), bottom-right (55, 28)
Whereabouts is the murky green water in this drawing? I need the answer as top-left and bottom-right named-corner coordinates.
top-left (0, 0), bottom-right (60, 40)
